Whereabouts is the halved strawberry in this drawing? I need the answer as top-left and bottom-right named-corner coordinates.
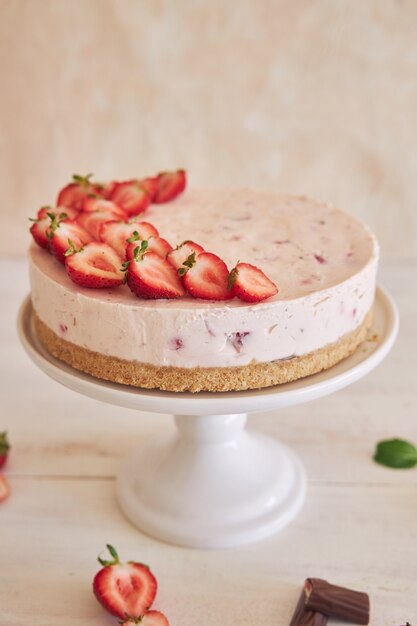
top-left (180, 252), bottom-right (232, 301)
top-left (82, 196), bottom-right (127, 219)
top-left (110, 181), bottom-right (150, 216)
top-left (0, 432), bottom-right (10, 470)
top-left (228, 262), bottom-right (278, 303)
top-left (50, 218), bottom-right (94, 263)
top-left (30, 215), bottom-right (53, 249)
top-left (65, 242), bottom-right (124, 289)
top-left (126, 236), bottom-right (173, 261)
top-left (140, 176), bottom-right (158, 201)
top-left (37, 206), bottom-right (79, 221)
top-left (126, 243), bottom-right (185, 299)
top-left (153, 170), bottom-right (186, 204)
top-left (57, 173), bottom-right (99, 210)
top-left (96, 180), bottom-right (118, 199)
top-left (76, 210), bottom-right (126, 240)
top-left (166, 240), bottom-right (204, 271)
top-left (0, 474), bottom-right (9, 502)
top-left (100, 221), bottom-right (159, 258)
top-left (93, 544), bottom-right (157, 619)
top-left (121, 610), bottom-right (170, 625)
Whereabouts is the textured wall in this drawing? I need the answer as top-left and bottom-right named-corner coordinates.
top-left (1, 0), bottom-right (416, 257)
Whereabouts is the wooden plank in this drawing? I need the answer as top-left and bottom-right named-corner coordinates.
top-left (1, 478), bottom-right (416, 624)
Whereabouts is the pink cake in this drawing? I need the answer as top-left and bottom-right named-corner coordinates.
top-left (29, 189), bottom-right (378, 392)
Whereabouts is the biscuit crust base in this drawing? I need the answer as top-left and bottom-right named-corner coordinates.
top-left (33, 309), bottom-right (373, 393)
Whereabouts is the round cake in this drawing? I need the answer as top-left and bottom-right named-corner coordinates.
top-left (29, 189), bottom-right (378, 392)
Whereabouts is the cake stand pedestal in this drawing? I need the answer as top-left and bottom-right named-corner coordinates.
top-left (18, 287), bottom-right (398, 549)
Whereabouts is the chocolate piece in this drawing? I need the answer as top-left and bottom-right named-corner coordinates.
top-left (304, 578), bottom-right (370, 625)
top-left (289, 590), bottom-right (328, 626)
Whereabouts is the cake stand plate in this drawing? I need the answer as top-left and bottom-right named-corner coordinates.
top-left (18, 287), bottom-right (398, 548)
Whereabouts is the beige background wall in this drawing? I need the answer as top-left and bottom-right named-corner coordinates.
top-left (1, 0), bottom-right (416, 258)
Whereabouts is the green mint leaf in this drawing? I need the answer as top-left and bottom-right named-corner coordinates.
top-left (374, 438), bottom-right (417, 469)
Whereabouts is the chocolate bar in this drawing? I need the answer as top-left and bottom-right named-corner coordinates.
top-left (304, 578), bottom-right (370, 625)
top-left (289, 590), bottom-right (328, 626)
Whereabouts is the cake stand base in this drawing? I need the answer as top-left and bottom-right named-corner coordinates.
top-left (18, 286), bottom-right (398, 549)
top-left (117, 413), bottom-right (305, 548)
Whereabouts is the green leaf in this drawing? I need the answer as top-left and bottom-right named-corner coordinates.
top-left (127, 231), bottom-right (140, 244)
top-left (227, 265), bottom-right (238, 291)
top-left (0, 431), bottom-right (10, 455)
top-left (374, 438), bottom-right (417, 469)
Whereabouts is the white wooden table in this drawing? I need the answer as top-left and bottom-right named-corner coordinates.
top-left (1, 257), bottom-right (416, 625)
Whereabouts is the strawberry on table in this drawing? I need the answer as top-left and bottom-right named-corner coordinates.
top-left (49, 216), bottom-right (94, 264)
top-left (57, 173), bottom-right (99, 211)
top-left (110, 181), bottom-right (150, 216)
top-left (100, 221), bottom-right (159, 258)
top-left (126, 234), bottom-right (173, 261)
top-left (125, 241), bottom-right (185, 299)
top-left (179, 251), bottom-right (232, 301)
top-left (154, 169), bottom-right (186, 204)
top-left (0, 432), bottom-right (10, 469)
top-left (0, 474), bottom-right (9, 502)
top-left (121, 610), bottom-right (170, 625)
top-left (166, 240), bottom-right (204, 271)
top-left (65, 242), bottom-right (124, 289)
top-left (82, 196), bottom-right (127, 219)
top-left (93, 544), bottom-right (157, 619)
top-left (228, 262), bottom-right (278, 303)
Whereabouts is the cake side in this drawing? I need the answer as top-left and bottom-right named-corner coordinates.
top-left (29, 189), bottom-right (379, 381)
top-left (33, 309), bottom-right (373, 392)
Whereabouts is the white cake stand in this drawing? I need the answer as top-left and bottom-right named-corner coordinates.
top-left (18, 287), bottom-right (398, 549)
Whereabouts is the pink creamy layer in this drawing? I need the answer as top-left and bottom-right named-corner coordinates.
top-left (29, 190), bottom-right (378, 368)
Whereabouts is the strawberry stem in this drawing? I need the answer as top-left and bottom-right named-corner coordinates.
top-left (64, 239), bottom-right (81, 257)
top-left (227, 265), bottom-right (239, 290)
top-left (0, 431), bottom-right (10, 455)
top-left (98, 544), bottom-right (120, 567)
top-left (126, 231), bottom-right (141, 244)
top-left (178, 251), bottom-right (196, 276)
top-left (73, 173), bottom-right (94, 186)
top-left (133, 240), bottom-right (149, 261)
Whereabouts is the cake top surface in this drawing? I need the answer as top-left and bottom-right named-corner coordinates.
top-left (30, 189), bottom-right (378, 307)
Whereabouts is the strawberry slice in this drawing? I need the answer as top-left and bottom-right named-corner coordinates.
top-left (65, 242), bottom-right (124, 289)
top-left (96, 180), bottom-right (118, 199)
top-left (82, 196), bottom-right (127, 218)
top-left (154, 170), bottom-right (186, 204)
top-left (180, 252), bottom-right (232, 301)
top-left (166, 240), bottom-right (204, 271)
top-left (110, 181), bottom-right (150, 216)
top-left (140, 176), bottom-right (158, 201)
top-left (0, 474), bottom-right (9, 502)
top-left (126, 236), bottom-right (173, 261)
top-left (121, 610), bottom-right (170, 625)
top-left (100, 221), bottom-right (159, 258)
top-left (228, 262), bottom-right (278, 303)
top-left (37, 206), bottom-right (79, 221)
top-left (57, 173), bottom-right (99, 211)
top-left (50, 217), bottom-right (94, 263)
top-left (0, 432), bottom-right (10, 470)
top-left (76, 210), bottom-right (127, 240)
top-left (30, 215), bottom-right (53, 249)
top-left (126, 243), bottom-right (185, 299)
top-left (93, 545), bottom-right (157, 619)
